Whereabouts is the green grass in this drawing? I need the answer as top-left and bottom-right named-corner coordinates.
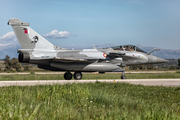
top-left (0, 82), bottom-right (180, 119)
top-left (0, 72), bottom-right (180, 80)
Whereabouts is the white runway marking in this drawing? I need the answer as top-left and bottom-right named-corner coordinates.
top-left (0, 79), bottom-right (180, 87)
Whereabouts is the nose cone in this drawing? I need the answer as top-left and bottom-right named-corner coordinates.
top-left (148, 55), bottom-right (169, 64)
top-left (156, 57), bottom-right (169, 63)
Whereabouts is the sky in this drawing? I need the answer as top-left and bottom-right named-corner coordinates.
top-left (0, 0), bottom-right (180, 50)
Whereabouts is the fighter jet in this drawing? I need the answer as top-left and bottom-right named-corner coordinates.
top-left (8, 18), bottom-right (168, 80)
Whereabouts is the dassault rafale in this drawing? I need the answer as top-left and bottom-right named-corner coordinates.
top-left (8, 18), bottom-right (168, 80)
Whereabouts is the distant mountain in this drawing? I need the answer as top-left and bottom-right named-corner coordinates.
top-left (136, 45), bottom-right (180, 59)
top-left (0, 44), bottom-right (179, 59)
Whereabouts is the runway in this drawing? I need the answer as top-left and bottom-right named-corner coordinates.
top-left (0, 71), bottom-right (176, 75)
top-left (0, 79), bottom-right (180, 87)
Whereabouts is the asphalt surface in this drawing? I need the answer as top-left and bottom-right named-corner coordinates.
top-left (0, 79), bottom-right (180, 87)
top-left (0, 71), bottom-right (176, 75)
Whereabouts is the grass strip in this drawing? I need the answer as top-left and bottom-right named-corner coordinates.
top-left (0, 82), bottom-right (180, 119)
top-left (0, 73), bottom-right (180, 80)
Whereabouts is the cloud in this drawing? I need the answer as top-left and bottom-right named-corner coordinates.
top-left (43, 30), bottom-right (71, 39)
top-left (0, 31), bottom-right (17, 43)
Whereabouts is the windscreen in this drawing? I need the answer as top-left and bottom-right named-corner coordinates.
top-left (111, 45), bottom-right (147, 53)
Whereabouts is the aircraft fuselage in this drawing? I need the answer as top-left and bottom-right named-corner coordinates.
top-left (8, 18), bottom-right (168, 80)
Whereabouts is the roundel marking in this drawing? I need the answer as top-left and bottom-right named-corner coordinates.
top-left (103, 53), bottom-right (107, 57)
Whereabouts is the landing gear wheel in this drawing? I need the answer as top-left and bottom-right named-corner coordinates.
top-left (120, 67), bottom-right (126, 79)
top-left (74, 72), bottom-right (82, 80)
top-left (64, 71), bottom-right (72, 80)
top-left (121, 75), bottom-right (126, 79)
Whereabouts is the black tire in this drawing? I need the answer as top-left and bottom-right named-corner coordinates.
top-left (64, 72), bottom-right (72, 80)
top-left (121, 75), bottom-right (126, 79)
top-left (74, 72), bottom-right (82, 80)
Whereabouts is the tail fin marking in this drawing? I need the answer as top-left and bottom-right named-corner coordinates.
top-left (8, 18), bottom-right (55, 50)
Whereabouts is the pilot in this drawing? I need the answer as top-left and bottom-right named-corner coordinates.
top-left (129, 46), bottom-right (133, 51)
top-left (124, 46), bottom-right (128, 51)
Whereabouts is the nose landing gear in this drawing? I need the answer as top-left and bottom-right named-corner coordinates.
top-left (121, 67), bottom-right (126, 79)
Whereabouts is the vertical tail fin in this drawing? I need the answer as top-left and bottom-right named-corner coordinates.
top-left (8, 18), bottom-right (57, 50)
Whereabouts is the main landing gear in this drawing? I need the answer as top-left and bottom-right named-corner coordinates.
top-left (63, 71), bottom-right (126, 80)
top-left (64, 71), bottom-right (82, 80)
top-left (74, 72), bottom-right (82, 80)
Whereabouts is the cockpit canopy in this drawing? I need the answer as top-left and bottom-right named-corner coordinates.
top-left (111, 45), bottom-right (147, 53)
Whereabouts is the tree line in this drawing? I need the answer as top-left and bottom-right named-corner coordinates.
top-left (3, 55), bottom-right (32, 71)
top-left (129, 58), bottom-right (180, 70)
